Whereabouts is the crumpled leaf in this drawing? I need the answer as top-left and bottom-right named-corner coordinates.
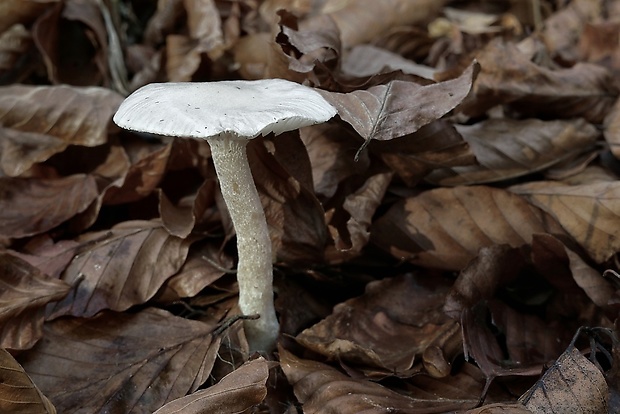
top-left (0, 348), bottom-right (56, 414)
top-left (519, 342), bottom-right (608, 412)
top-left (280, 347), bottom-right (479, 413)
top-left (153, 357), bottom-right (268, 414)
top-left (46, 220), bottom-right (194, 319)
top-left (0, 253), bottom-right (71, 350)
top-left (19, 308), bottom-right (222, 414)
top-left (371, 186), bottom-right (566, 270)
top-left (510, 179), bottom-right (620, 263)
top-left (0, 174), bottom-right (99, 238)
top-left (0, 127), bottom-right (67, 177)
top-left (296, 273), bottom-right (457, 378)
top-left (318, 62), bottom-right (478, 145)
top-left (427, 118), bottom-right (599, 186)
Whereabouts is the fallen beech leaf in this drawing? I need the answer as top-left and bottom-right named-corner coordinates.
top-left (463, 39), bottom-right (618, 123)
top-left (0, 253), bottom-right (71, 350)
top-left (0, 24), bottom-right (34, 84)
top-left (19, 308), bottom-right (222, 413)
top-left (102, 140), bottom-right (171, 205)
top-left (159, 179), bottom-right (216, 238)
top-left (325, 171), bottom-right (392, 263)
top-left (0, 0), bottom-right (58, 33)
top-left (153, 357), bottom-right (268, 414)
top-left (0, 174), bottom-right (99, 238)
top-left (46, 220), bottom-right (194, 319)
top-left (319, 62), bottom-right (478, 145)
top-left (316, 0), bottom-right (447, 48)
top-left (10, 236), bottom-right (79, 279)
top-left (510, 180), bottom-right (620, 263)
top-left (519, 343), bottom-right (608, 412)
top-left (248, 136), bottom-right (328, 265)
top-left (464, 403), bottom-right (532, 413)
top-left (426, 118), bottom-right (599, 186)
top-left (0, 127), bottom-right (67, 177)
top-left (280, 347), bottom-right (478, 413)
top-left (604, 97), bottom-right (620, 158)
top-left (0, 348), bottom-right (56, 414)
top-left (531, 234), bottom-right (614, 307)
top-left (296, 273), bottom-right (456, 377)
top-left (0, 84), bottom-right (122, 145)
top-left (300, 123), bottom-right (370, 199)
top-left (342, 44), bottom-right (436, 79)
top-left (374, 121), bottom-right (474, 187)
top-left (371, 186), bottom-right (566, 270)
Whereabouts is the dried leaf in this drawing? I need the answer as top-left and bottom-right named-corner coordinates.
top-left (510, 180), bottom-right (620, 263)
top-left (427, 118), bottom-right (599, 186)
top-left (371, 186), bottom-right (566, 270)
top-left (153, 357), bottom-right (268, 414)
top-left (19, 308), bottom-right (221, 413)
top-left (46, 220), bottom-right (194, 319)
top-left (519, 344), bottom-right (608, 412)
top-left (463, 39), bottom-right (618, 123)
top-left (316, 0), bottom-right (447, 48)
top-left (0, 174), bottom-right (99, 238)
top-left (319, 62), bottom-right (478, 144)
top-left (280, 347), bottom-right (478, 413)
top-left (0, 348), bottom-right (56, 414)
top-left (0, 253), bottom-right (71, 350)
top-left (0, 84), bottom-right (122, 146)
top-left (0, 127), bottom-right (67, 177)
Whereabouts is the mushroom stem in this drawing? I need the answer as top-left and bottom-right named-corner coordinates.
top-left (208, 135), bottom-right (279, 352)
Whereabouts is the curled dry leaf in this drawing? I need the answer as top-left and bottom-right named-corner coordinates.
top-left (604, 97), bottom-right (620, 159)
top-left (0, 84), bottom-right (122, 146)
top-left (325, 171), bottom-right (392, 263)
top-left (0, 348), bottom-right (56, 414)
top-left (19, 308), bottom-right (222, 414)
top-left (371, 186), bottom-right (566, 270)
top-left (280, 347), bottom-right (478, 413)
top-left (103, 142), bottom-right (171, 205)
top-left (153, 357), bottom-right (268, 414)
top-left (427, 118), bottom-right (599, 186)
top-left (0, 174), bottom-right (99, 238)
top-left (0, 253), bottom-right (71, 350)
top-left (519, 343), bottom-right (608, 412)
top-left (46, 220), bottom-right (194, 319)
top-left (510, 179), bottom-right (620, 263)
top-left (0, 0), bottom-right (58, 33)
top-left (296, 273), bottom-right (457, 377)
top-left (318, 62), bottom-right (478, 145)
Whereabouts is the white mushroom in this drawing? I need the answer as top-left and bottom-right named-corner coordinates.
top-left (113, 79), bottom-right (337, 351)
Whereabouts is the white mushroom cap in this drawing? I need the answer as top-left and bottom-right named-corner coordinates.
top-left (113, 78), bottom-right (337, 139)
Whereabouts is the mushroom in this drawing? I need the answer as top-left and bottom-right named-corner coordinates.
top-left (113, 79), bottom-right (337, 351)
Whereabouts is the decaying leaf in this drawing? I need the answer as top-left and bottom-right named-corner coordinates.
top-left (18, 308), bottom-right (222, 414)
top-left (153, 357), bottom-right (268, 414)
top-left (0, 348), bottom-right (56, 414)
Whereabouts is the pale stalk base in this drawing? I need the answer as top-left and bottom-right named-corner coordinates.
top-left (208, 136), bottom-right (279, 352)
